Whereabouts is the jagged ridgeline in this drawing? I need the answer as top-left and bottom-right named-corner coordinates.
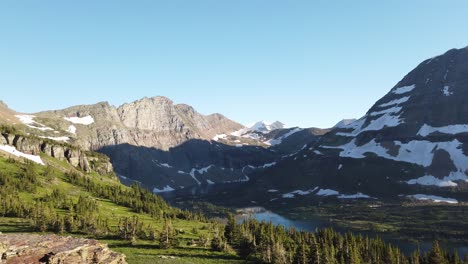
top-left (1, 96), bottom-right (325, 193)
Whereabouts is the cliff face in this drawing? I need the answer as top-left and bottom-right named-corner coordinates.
top-left (0, 130), bottom-right (113, 175)
top-left (0, 234), bottom-right (126, 264)
top-left (24, 96), bottom-right (252, 190)
top-left (36, 96), bottom-right (244, 151)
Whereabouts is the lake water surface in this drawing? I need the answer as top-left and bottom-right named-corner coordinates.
top-left (236, 207), bottom-right (468, 256)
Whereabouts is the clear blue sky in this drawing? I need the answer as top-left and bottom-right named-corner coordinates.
top-left (1, 1), bottom-right (467, 128)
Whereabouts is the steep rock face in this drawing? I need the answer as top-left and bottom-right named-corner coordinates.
top-left (36, 96), bottom-right (244, 151)
top-left (32, 96), bottom-right (252, 190)
top-left (253, 46), bottom-right (468, 200)
top-left (0, 234), bottom-right (126, 264)
top-left (118, 97), bottom-right (185, 132)
top-left (0, 131), bottom-right (113, 175)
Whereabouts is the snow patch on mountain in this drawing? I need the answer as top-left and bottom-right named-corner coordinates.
top-left (16, 115), bottom-right (35, 124)
top-left (159, 163), bottom-right (172, 168)
top-left (408, 194), bottom-right (458, 204)
top-left (260, 162), bottom-right (277, 169)
top-left (0, 145), bottom-right (45, 165)
top-left (265, 128), bottom-right (303, 146)
top-left (207, 179), bottom-right (215, 185)
top-left (282, 187), bottom-right (318, 198)
top-left (369, 106), bottom-right (402, 116)
top-left (314, 188), bottom-right (372, 199)
top-left (316, 189), bottom-right (339, 196)
top-left (67, 125), bottom-right (77, 134)
top-left (338, 193), bottom-right (372, 199)
top-left (379, 96), bottom-right (410, 108)
top-left (153, 185), bottom-right (175, 193)
top-left (16, 115), bottom-right (54, 131)
top-left (363, 113), bottom-right (403, 132)
top-left (391, 84), bottom-right (416, 95)
top-left (406, 173), bottom-right (467, 187)
top-left (417, 124), bottom-right (468, 137)
top-left (212, 134), bottom-right (227, 141)
top-left (39, 136), bottom-right (70, 142)
top-left (323, 138), bottom-right (468, 187)
top-left (442, 85), bottom-right (453, 96)
top-left (64, 115), bottom-right (94, 125)
top-left (187, 165), bottom-right (215, 185)
top-left (231, 121), bottom-right (285, 137)
top-left (336, 112), bottom-right (403, 137)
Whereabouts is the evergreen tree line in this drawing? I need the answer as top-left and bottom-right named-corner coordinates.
top-left (66, 171), bottom-right (205, 221)
top-left (222, 214), bottom-right (468, 264)
top-left (1, 159), bottom-right (468, 263)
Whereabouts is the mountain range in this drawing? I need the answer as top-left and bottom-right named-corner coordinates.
top-left (1, 46), bottom-right (468, 203)
top-left (0, 96), bottom-right (325, 193)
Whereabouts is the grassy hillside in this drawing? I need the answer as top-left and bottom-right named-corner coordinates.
top-left (0, 154), bottom-right (245, 263)
top-left (1, 151), bottom-right (467, 264)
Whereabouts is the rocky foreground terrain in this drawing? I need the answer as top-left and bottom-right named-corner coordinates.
top-left (0, 234), bottom-right (126, 264)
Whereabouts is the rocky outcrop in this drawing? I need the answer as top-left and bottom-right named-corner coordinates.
top-left (0, 234), bottom-right (126, 264)
top-left (36, 96), bottom-right (244, 151)
top-left (0, 131), bottom-right (113, 175)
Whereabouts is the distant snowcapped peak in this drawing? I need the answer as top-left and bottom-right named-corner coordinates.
top-left (248, 121), bottom-right (286, 133)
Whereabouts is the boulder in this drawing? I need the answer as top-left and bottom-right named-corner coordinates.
top-left (0, 233), bottom-right (126, 264)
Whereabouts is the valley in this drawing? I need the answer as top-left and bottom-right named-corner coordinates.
top-left (2, 46), bottom-right (468, 263)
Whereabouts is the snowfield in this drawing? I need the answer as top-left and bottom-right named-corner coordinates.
top-left (265, 128), bottom-right (303, 146)
top-left (316, 189), bottom-right (340, 196)
top-left (67, 125), bottom-right (77, 134)
top-left (335, 111), bottom-right (403, 137)
top-left (153, 185), bottom-right (175, 193)
top-left (16, 115), bottom-right (54, 131)
top-left (391, 84), bottom-right (415, 95)
top-left (16, 115), bottom-right (35, 124)
top-left (281, 187), bottom-right (318, 198)
top-left (338, 193), bottom-right (371, 199)
top-left (187, 165), bottom-right (215, 185)
top-left (406, 173), bottom-right (467, 187)
top-left (442, 85), bottom-right (453, 96)
top-left (408, 194), bottom-right (458, 204)
top-left (369, 106), bottom-right (402, 116)
top-left (322, 138), bottom-right (468, 186)
top-left (0, 145), bottom-right (45, 165)
top-left (64, 115), bottom-right (94, 125)
top-left (417, 124), bottom-right (468, 137)
top-left (212, 134), bottom-right (227, 141)
top-left (39, 136), bottom-right (70, 142)
top-left (379, 96), bottom-right (410, 108)
top-left (157, 163), bottom-right (172, 168)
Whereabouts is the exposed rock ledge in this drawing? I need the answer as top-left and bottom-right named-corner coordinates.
top-left (0, 131), bottom-right (113, 175)
top-left (0, 234), bottom-right (126, 264)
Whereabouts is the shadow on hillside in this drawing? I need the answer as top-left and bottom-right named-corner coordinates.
top-left (96, 139), bottom-right (279, 190)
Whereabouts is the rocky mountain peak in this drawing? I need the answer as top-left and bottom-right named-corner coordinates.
top-left (249, 121), bottom-right (285, 133)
